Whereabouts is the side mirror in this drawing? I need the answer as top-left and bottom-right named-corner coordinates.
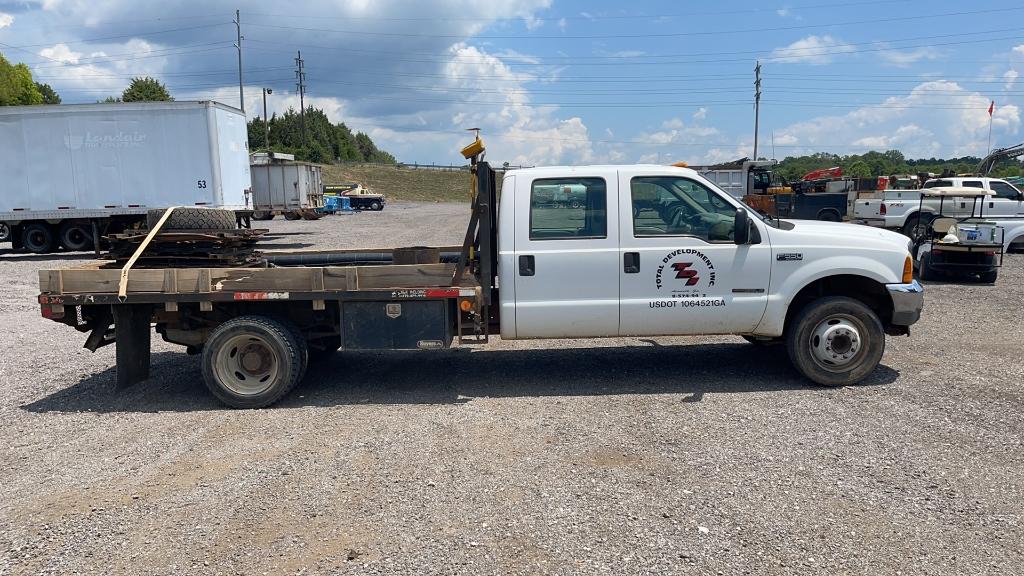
top-left (734, 209), bottom-right (750, 245)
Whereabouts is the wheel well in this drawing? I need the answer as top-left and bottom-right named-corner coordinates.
top-left (785, 275), bottom-right (893, 331)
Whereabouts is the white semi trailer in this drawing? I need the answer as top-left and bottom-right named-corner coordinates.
top-left (0, 101), bottom-right (251, 253)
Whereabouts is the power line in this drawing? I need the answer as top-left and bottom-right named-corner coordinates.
top-left (242, 6), bottom-right (1024, 40)
top-left (247, 0), bottom-right (909, 22)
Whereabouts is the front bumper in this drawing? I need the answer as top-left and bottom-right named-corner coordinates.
top-left (886, 280), bottom-right (924, 326)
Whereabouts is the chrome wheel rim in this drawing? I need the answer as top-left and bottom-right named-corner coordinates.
top-left (808, 315), bottom-right (863, 372)
top-left (213, 333), bottom-right (280, 396)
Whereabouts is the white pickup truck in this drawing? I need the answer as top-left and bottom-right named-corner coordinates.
top-left (854, 177), bottom-right (1024, 240)
top-left (37, 156), bottom-right (925, 408)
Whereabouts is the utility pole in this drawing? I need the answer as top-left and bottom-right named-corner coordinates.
top-left (753, 60), bottom-right (761, 161)
top-left (295, 51), bottom-right (306, 146)
top-left (262, 88), bottom-right (272, 150)
top-left (234, 10), bottom-right (244, 113)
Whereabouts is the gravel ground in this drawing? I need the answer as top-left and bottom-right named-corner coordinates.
top-left (1, 202), bottom-right (1022, 575)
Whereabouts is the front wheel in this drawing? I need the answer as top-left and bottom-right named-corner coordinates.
top-left (370, 201), bottom-right (382, 211)
top-left (902, 214), bottom-right (931, 239)
top-left (786, 297), bottom-right (885, 387)
top-left (0, 222), bottom-right (10, 243)
top-left (201, 316), bottom-right (308, 408)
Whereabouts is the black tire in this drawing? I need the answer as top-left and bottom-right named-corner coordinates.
top-left (22, 223), bottom-right (56, 254)
top-left (370, 201), bottom-right (382, 211)
top-left (978, 270), bottom-right (998, 283)
top-left (201, 316), bottom-right (307, 409)
top-left (816, 210), bottom-right (841, 222)
top-left (918, 252), bottom-right (936, 281)
top-left (58, 222), bottom-right (94, 251)
top-left (786, 296), bottom-right (885, 387)
top-left (283, 212), bottom-right (302, 221)
top-left (146, 207), bottom-right (236, 231)
top-left (901, 214), bottom-right (931, 239)
top-left (252, 211), bottom-right (275, 221)
top-left (0, 222), bottom-right (10, 243)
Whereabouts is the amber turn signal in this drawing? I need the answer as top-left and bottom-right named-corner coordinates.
top-left (902, 256), bottom-right (913, 284)
top-left (459, 298), bottom-right (474, 312)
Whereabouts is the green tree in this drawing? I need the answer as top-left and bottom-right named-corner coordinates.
top-left (846, 160), bottom-right (871, 178)
top-left (245, 105), bottom-right (396, 164)
top-left (98, 96), bottom-right (122, 103)
top-left (0, 54), bottom-right (44, 105)
top-left (121, 76), bottom-right (173, 102)
top-left (35, 82), bottom-right (61, 104)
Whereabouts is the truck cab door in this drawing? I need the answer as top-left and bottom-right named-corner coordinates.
top-left (986, 181), bottom-right (1024, 217)
top-left (618, 172), bottom-right (771, 336)
top-left (512, 173), bottom-right (620, 338)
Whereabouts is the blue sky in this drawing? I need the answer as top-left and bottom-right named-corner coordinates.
top-left (1, 0), bottom-right (1022, 165)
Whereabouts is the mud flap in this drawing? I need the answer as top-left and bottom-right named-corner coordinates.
top-left (113, 305), bottom-right (153, 390)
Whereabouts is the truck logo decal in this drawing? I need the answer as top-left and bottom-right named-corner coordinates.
top-left (655, 248), bottom-right (716, 295)
top-left (776, 253), bottom-right (803, 261)
top-left (671, 262), bottom-right (700, 286)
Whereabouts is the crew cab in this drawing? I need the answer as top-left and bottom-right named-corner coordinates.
top-left (854, 177), bottom-right (1024, 236)
top-left (36, 149), bottom-right (925, 408)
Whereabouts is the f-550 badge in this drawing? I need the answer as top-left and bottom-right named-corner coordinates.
top-left (777, 253), bottom-right (803, 261)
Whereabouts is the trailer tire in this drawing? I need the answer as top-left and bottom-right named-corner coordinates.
top-left (146, 207), bottom-right (236, 231)
top-left (22, 223), bottom-right (56, 254)
top-left (283, 211), bottom-right (302, 221)
top-left (252, 211), bottom-right (275, 221)
top-left (786, 296), bottom-right (885, 387)
top-left (202, 315), bottom-right (307, 409)
top-left (58, 222), bottom-right (93, 251)
top-left (0, 222), bottom-right (10, 243)
top-left (816, 209), bottom-right (841, 222)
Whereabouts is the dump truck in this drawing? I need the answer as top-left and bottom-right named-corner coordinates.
top-left (0, 101), bottom-right (251, 253)
top-left (36, 139), bottom-right (923, 408)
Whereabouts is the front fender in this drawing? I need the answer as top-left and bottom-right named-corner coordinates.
top-left (755, 254), bottom-right (901, 335)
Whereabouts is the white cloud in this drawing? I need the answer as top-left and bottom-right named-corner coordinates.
top-left (1014, 45), bottom-right (1024, 56)
top-left (772, 81), bottom-right (1020, 157)
top-left (878, 47), bottom-right (941, 67)
top-left (0, 12), bottom-right (13, 28)
top-left (769, 35), bottom-right (854, 65)
top-left (692, 107), bottom-right (707, 121)
top-left (1004, 69), bottom-right (1019, 90)
top-left (39, 43), bottom-right (81, 64)
top-left (776, 7), bottom-right (790, 17)
top-left (557, 17), bottom-right (566, 30)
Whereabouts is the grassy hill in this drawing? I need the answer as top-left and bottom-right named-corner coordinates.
top-left (321, 163), bottom-right (472, 203)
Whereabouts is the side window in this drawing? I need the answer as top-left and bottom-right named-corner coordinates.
top-left (962, 180), bottom-right (984, 188)
top-left (923, 180), bottom-right (953, 188)
top-left (631, 176), bottom-right (737, 242)
top-left (989, 181), bottom-right (1021, 199)
top-left (529, 178), bottom-right (607, 240)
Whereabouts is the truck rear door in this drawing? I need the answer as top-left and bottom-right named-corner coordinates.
top-left (617, 172), bottom-right (771, 335)
top-left (512, 172), bottom-right (619, 338)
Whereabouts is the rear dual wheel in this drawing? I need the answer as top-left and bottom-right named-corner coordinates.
top-left (59, 222), bottom-right (94, 251)
top-left (202, 316), bottom-right (308, 409)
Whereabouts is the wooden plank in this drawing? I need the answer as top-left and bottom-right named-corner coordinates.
top-left (356, 264), bottom-right (456, 289)
top-left (162, 270), bottom-right (178, 294)
top-left (322, 267), bottom-right (351, 291)
top-left (46, 262), bottom-right (458, 295)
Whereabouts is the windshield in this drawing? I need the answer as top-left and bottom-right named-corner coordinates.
top-left (697, 175), bottom-right (779, 228)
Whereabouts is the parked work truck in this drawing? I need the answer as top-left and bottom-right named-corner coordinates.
top-left (36, 138), bottom-right (924, 408)
top-left (0, 101), bottom-right (251, 253)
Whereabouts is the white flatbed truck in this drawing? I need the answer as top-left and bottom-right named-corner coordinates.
top-left (36, 140), bottom-right (924, 408)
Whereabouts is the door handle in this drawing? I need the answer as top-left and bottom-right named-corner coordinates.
top-left (519, 255), bottom-right (535, 276)
top-left (624, 252), bottom-right (640, 273)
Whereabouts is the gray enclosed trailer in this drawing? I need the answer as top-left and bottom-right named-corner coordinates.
top-left (250, 155), bottom-right (324, 220)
